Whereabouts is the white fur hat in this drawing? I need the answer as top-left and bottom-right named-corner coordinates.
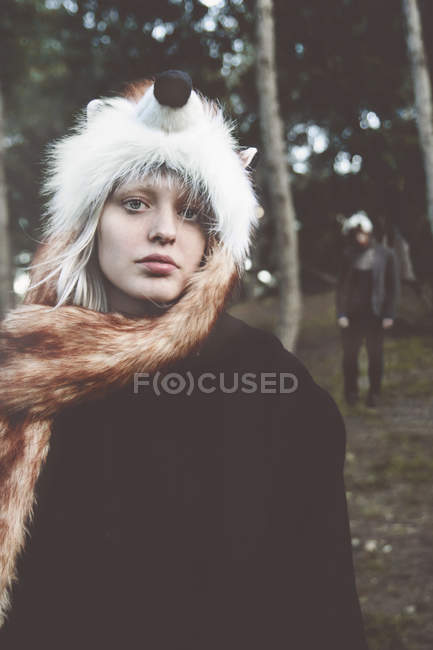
top-left (42, 70), bottom-right (259, 269)
top-left (342, 213), bottom-right (373, 235)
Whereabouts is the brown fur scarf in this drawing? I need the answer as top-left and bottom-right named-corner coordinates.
top-left (0, 237), bottom-right (237, 626)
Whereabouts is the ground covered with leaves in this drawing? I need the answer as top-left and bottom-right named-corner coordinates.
top-left (231, 285), bottom-right (433, 650)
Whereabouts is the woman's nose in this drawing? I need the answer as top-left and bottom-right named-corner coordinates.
top-left (147, 206), bottom-right (178, 243)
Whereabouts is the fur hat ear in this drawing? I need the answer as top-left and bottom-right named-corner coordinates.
top-left (86, 99), bottom-right (105, 122)
top-left (239, 147), bottom-right (258, 169)
top-left (239, 148), bottom-right (262, 219)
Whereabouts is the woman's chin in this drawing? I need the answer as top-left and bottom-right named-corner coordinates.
top-left (134, 283), bottom-right (184, 305)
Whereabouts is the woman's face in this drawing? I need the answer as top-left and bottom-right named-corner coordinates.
top-left (97, 175), bottom-right (208, 315)
top-left (355, 230), bottom-right (370, 247)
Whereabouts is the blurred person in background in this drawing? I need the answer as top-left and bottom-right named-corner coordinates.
top-left (337, 214), bottom-right (399, 407)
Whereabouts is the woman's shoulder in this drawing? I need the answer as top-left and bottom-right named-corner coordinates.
top-left (219, 312), bottom-right (317, 379)
top-left (221, 312), bottom-right (346, 449)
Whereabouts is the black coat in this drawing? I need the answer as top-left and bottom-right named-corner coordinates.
top-left (1, 312), bottom-right (368, 650)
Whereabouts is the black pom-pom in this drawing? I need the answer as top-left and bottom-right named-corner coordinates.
top-left (154, 70), bottom-right (193, 109)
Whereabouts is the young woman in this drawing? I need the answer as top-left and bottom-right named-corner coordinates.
top-left (0, 71), bottom-right (368, 649)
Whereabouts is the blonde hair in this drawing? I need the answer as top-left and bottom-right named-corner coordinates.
top-left (26, 165), bottom-right (215, 312)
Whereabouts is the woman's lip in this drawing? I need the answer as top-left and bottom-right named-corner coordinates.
top-left (137, 261), bottom-right (177, 275)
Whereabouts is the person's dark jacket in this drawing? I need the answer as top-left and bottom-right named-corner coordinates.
top-left (336, 240), bottom-right (399, 320)
top-left (0, 312), bottom-right (368, 650)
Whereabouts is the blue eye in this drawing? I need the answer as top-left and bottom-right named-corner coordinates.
top-left (179, 206), bottom-right (199, 221)
top-left (124, 199), bottom-right (146, 212)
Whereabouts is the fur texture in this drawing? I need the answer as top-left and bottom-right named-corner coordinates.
top-left (0, 238), bottom-right (238, 626)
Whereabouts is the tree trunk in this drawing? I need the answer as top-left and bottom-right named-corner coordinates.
top-left (402, 0), bottom-right (433, 237)
top-left (255, 0), bottom-right (301, 351)
top-left (0, 82), bottom-right (12, 319)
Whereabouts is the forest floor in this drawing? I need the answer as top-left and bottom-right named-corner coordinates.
top-left (230, 284), bottom-right (433, 650)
